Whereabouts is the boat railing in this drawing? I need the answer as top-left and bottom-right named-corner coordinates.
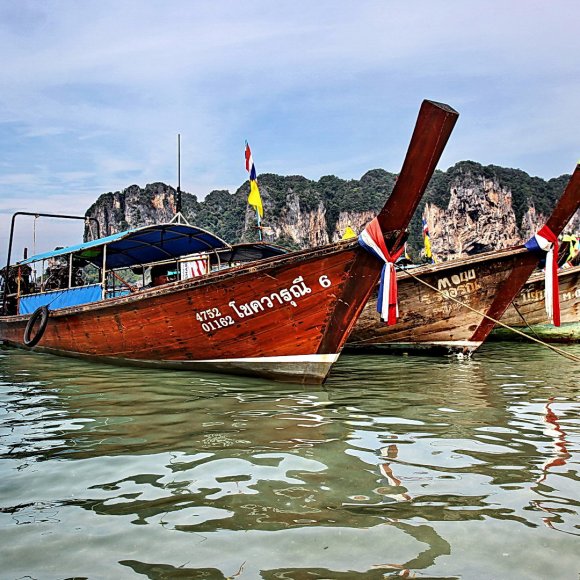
top-left (3, 236), bottom-right (280, 317)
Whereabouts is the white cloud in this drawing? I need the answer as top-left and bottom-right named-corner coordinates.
top-left (0, 0), bottom-right (579, 259)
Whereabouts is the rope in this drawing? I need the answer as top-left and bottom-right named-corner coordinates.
top-left (512, 301), bottom-right (543, 341)
top-left (349, 265), bottom-right (579, 363)
top-left (397, 267), bottom-right (580, 363)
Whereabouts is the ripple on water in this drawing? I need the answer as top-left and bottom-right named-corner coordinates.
top-left (1, 344), bottom-right (580, 577)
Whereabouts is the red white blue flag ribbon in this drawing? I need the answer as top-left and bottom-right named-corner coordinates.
top-left (358, 217), bottom-right (404, 325)
top-left (524, 225), bottom-right (560, 326)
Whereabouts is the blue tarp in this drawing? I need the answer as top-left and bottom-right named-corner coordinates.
top-left (18, 223), bottom-right (230, 270)
top-left (19, 284), bottom-right (103, 314)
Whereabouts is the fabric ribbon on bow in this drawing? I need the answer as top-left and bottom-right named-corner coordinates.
top-left (524, 225), bottom-right (560, 326)
top-left (358, 217), bottom-right (404, 325)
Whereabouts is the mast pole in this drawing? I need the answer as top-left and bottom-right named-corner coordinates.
top-left (257, 210), bottom-right (262, 241)
top-left (176, 133), bottom-right (182, 216)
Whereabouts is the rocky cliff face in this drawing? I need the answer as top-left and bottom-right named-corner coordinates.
top-left (84, 162), bottom-right (577, 261)
top-left (85, 182), bottom-right (180, 239)
top-left (421, 164), bottom-right (578, 261)
top-left (426, 175), bottom-right (529, 258)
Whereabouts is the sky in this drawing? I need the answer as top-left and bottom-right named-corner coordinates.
top-left (1, 0), bottom-right (579, 262)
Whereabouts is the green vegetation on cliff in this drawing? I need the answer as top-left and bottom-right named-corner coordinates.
top-left (86, 162), bottom-right (572, 256)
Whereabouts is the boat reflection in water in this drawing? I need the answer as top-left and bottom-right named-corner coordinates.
top-left (2, 344), bottom-right (580, 577)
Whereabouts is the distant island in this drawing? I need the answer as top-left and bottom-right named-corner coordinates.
top-left (85, 161), bottom-right (577, 262)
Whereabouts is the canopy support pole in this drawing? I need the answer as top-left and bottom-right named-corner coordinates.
top-left (2, 212), bottom-right (100, 314)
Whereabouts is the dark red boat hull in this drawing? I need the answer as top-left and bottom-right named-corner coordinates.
top-left (1, 242), bottom-right (381, 383)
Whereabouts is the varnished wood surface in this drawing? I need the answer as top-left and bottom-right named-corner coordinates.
top-left (377, 100), bottom-right (458, 250)
top-left (0, 241), bottom-right (392, 383)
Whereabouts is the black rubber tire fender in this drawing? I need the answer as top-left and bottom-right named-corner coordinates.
top-left (23, 306), bottom-right (49, 347)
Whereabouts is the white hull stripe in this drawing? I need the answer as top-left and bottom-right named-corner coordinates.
top-left (179, 353), bottom-right (341, 364)
top-left (425, 340), bottom-right (481, 348)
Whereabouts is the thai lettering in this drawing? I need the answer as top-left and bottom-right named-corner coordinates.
top-left (519, 290), bottom-right (545, 303)
top-left (452, 269), bottom-right (476, 285)
top-left (437, 277), bottom-right (482, 301)
top-left (438, 269), bottom-right (476, 291)
top-left (440, 288), bottom-right (458, 299)
top-left (520, 286), bottom-right (578, 303)
top-left (291, 276), bottom-right (312, 297)
top-left (228, 276), bottom-right (313, 320)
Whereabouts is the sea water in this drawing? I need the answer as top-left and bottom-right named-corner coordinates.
top-left (0, 343), bottom-right (579, 579)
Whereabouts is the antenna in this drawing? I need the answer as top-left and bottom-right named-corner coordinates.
top-left (176, 133), bottom-right (182, 214)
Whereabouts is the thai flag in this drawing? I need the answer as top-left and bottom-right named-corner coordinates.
top-left (358, 217), bottom-right (404, 325)
top-left (525, 225), bottom-right (560, 326)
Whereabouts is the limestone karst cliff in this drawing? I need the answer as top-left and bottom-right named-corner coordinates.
top-left (84, 161), bottom-right (578, 261)
top-left (420, 162), bottom-right (579, 260)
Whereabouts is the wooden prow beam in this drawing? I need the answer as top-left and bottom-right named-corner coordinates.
top-left (544, 163), bottom-right (580, 234)
top-left (377, 100), bottom-right (459, 250)
top-left (471, 162), bottom-right (580, 342)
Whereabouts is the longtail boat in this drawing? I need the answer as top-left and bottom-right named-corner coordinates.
top-left (347, 164), bottom-right (580, 355)
top-left (0, 100), bottom-right (459, 383)
top-left (489, 263), bottom-right (580, 343)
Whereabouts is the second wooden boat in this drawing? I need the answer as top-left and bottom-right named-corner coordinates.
top-left (347, 164), bottom-right (580, 355)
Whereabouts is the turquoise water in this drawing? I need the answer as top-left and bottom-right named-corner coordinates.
top-left (1, 343), bottom-right (579, 579)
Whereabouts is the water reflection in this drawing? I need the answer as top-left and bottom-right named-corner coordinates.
top-left (536, 398), bottom-right (571, 484)
top-left (1, 344), bottom-right (579, 578)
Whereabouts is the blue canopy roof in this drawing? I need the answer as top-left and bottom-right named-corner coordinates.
top-left (19, 223), bottom-right (231, 270)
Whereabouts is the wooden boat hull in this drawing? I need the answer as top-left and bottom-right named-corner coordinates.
top-left (0, 99), bottom-right (461, 382)
top-left (348, 163), bottom-right (580, 356)
top-left (0, 242), bottom-right (381, 384)
top-left (347, 247), bottom-right (554, 355)
top-left (490, 264), bottom-right (580, 343)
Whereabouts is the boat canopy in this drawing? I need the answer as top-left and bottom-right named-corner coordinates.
top-left (18, 223), bottom-right (231, 270)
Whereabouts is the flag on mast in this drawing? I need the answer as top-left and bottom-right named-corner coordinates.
top-left (422, 217), bottom-right (432, 260)
top-left (245, 142), bottom-right (263, 218)
top-left (342, 226), bottom-right (357, 240)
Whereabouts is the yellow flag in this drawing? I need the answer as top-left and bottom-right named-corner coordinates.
top-left (248, 179), bottom-right (263, 218)
top-left (342, 226), bottom-right (357, 240)
top-left (424, 233), bottom-right (432, 259)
